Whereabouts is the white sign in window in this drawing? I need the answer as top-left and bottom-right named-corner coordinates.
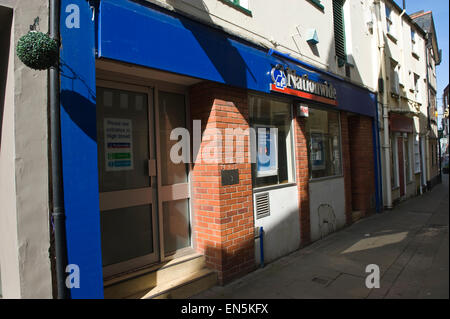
top-left (104, 118), bottom-right (134, 171)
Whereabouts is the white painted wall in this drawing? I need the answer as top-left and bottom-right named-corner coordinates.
top-left (146, 0), bottom-right (379, 92)
top-left (253, 185), bottom-right (300, 265)
top-left (309, 177), bottom-right (346, 242)
top-left (0, 0), bottom-right (52, 298)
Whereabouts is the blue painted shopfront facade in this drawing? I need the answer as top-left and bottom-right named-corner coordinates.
top-left (60, 0), bottom-right (381, 298)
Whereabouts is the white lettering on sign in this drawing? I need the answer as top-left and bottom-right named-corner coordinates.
top-left (286, 68), bottom-right (336, 100)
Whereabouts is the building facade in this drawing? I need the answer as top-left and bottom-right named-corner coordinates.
top-left (0, 0), bottom-right (440, 299)
top-left (442, 84), bottom-right (449, 161)
top-left (375, 0), bottom-right (429, 207)
top-left (411, 10), bottom-right (442, 190)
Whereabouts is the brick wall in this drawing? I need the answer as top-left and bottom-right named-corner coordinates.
top-left (293, 109), bottom-right (310, 245)
top-left (340, 112), bottom-right (353, 225)
top-left (347, 115), bottom-right (375, 216)
top-left (189, 82), bottom-right (255, 284)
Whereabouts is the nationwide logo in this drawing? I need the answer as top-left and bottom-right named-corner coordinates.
top-left (270, 65), bottom-right (338, 106)
top-left (271, 66), bottom-right (287, 89)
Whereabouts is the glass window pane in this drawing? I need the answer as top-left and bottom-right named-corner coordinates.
top-left (163, 199), bottom-right (190, 254)
top-left (100, 205), bottom-right (154, 266)
top-left (306, 108), bottom-right (342, 179)
top-left (249, 96), bottom-right (293, 188)
top-left (97, 87), bottom-right (150, 192)
top-left (159, 91), bottom-right (188, 186)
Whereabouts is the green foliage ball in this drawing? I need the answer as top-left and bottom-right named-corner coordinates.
top-left (16, 31), bottom-right (58, 70)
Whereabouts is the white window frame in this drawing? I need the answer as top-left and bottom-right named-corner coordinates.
top-left (413, 134), bottom-right (421, 174)
top-left (411, 30), bottom-right (417, 54)
top-left (404, 134), bottom-right (413, 183)
top-left (385, 5), bottom-right (394, 35)
top-left (390, 60), bottom-right (400, 95)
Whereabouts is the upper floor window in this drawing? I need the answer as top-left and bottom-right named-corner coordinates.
top-left (220, 0), bottom-right (251, 14)
top-left (390, 60), bottom-right (400, 95)
top-left (385, 5), bottom-right (394, 35)
top-left (332, 0), bottom-right (346, 67)
top-left (411, 30), bottom-right (417, 52)
top-left (413, 73), bottom-right (420, 101)
top-left (237, 0), bottom-right (249, 9)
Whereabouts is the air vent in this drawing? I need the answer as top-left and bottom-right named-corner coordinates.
top-left (255, 192), bottom-right (270, 219)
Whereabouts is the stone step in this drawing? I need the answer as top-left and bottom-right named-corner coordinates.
top-left (104, 253), bottom-right (211, 299)
top-left (135, 267), bottom-right (217, 299)
top-left (352, 211), bottom-right (363, 222)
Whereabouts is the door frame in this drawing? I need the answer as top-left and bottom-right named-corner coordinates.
top-left (397, 136), bottom-right (405, 197)
top-left (154, 87), bottom-right (193, 262)
top-left (96, 76), bottom-right (194, 277)
top-left (97, 80), bottom-right (159, 278)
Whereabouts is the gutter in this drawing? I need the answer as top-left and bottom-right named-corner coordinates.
top-left (374, 0), bottom-right (392, 209)
top-left (49, 0), bottom-right (70, 299)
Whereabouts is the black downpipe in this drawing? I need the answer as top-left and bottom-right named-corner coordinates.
top-left (50, 0), bottom-right (70, 299)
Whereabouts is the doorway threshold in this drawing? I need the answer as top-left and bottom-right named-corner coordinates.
top-left (103, 250), bottom-right (217, 299)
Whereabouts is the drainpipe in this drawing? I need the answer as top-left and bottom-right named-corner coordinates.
top-left (50, 0), bottom-right (70, 299)
top-left (374, 0), bottom-right (392, 209)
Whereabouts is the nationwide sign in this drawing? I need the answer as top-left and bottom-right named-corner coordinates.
top-left (270, 65), bottom-right (338, 106)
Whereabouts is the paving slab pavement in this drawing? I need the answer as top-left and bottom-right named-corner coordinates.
top-left (192, 175), bottom-right (449, 299)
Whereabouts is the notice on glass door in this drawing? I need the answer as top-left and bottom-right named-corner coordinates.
top-left (104, 118), bottom-right (134, 171)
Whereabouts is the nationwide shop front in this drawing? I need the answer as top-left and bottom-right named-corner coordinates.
top-left (60, 0), bottom-right (380, 298)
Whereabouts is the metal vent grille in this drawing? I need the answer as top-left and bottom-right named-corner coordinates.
top-left (255, 192), bottom-right (270, 219)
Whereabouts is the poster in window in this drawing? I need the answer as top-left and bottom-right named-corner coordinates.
top-left (311, 132), bottom-right (325, 170)
top-left (104, 118), bottom-right (134, 171)
top-left (256, 126), bottom-right (278, 177)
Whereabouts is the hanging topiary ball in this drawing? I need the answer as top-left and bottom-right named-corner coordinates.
top-left (16, 31), bottom-right (58, 70)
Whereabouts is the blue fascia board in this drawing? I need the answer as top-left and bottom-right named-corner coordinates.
top-left (60, 0), bottom-right (104, 298)
top-left (98, 0), bottom-right (376, 117)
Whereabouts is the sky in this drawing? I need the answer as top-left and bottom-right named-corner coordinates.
top-left (394, 0), bottom-right (449, 113)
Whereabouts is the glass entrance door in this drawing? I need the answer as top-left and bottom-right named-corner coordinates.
top-left (156, 91), bottom-right (191, 257)
top-left (97, 82), bottom-right (158, 278)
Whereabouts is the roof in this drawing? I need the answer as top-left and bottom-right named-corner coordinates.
top-left (411, 11), bottom-right (433, 33)
top-left (411, 10), bottom-right (441, 65)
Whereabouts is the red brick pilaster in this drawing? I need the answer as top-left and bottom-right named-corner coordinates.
top-left (293, 109), bottom-right (310, 246)
top-left (341, 112), bottom-right (353, 225)
top-left (189, 82), bottom-right (255, 284)
top-left (348, 115), bottom-right (375, 216)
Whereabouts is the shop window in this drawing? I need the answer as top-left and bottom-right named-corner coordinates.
top-left (249, 96), bottom-right (295, 188)
top-left (413, 134), bottom-right (421, 174)
top-left (391, 136), bottom-right (399, 188)
top-left (404, 135), bottom-right (412, 182)
top-left (305, 108), bottom-right (342, 179)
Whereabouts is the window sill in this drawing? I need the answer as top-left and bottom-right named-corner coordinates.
top-left (219, 0), bottom-right (252, 16)
top-left (253, 182), bottom-right (297, 193)
top-left (307, 0), bottom-right (324, 11)
top-left (386, 32), bottom-right (398, 44)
